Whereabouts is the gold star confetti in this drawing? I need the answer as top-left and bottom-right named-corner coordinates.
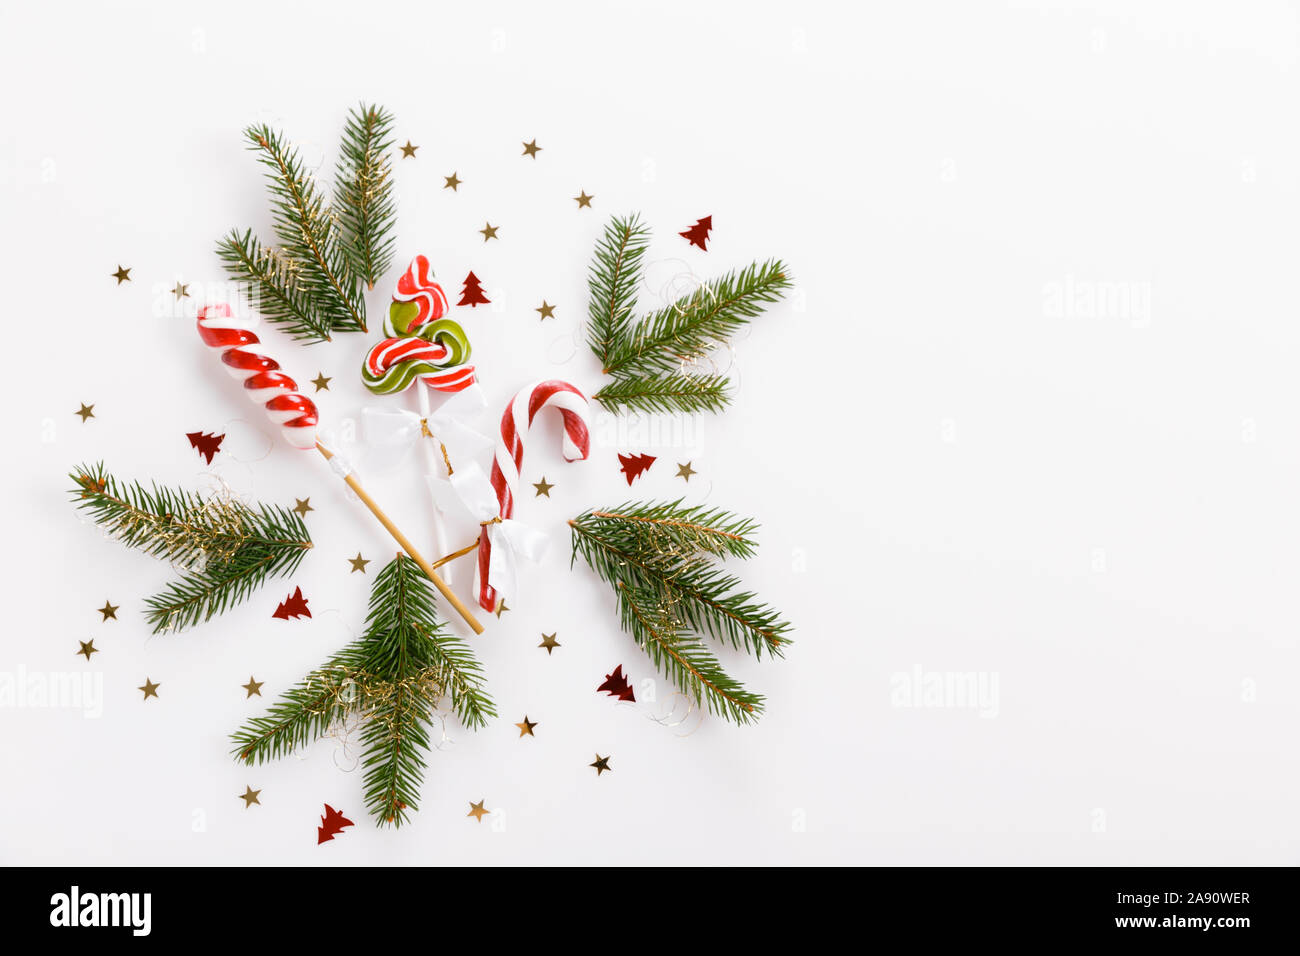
top-left (515, 716), bottom-right (538, 737)
top-left (171, 282), bottom-right (189, 299)
top-left (311, 372), bottom-right (331, 391)
top-left (138, 678), bottom-right (160, 701)
top-left (495, 601), bottom-right (509, 618)
top-left (400, 141), bottom-right (419, 158)
top-left (590, 754), bottom-right (611, 776)
top-left (676, 462), bottom-right (697, 481)
top-left (467, 799), bottom-right (489, 822)
top-left (239, 786), bottom-right (261, 808)
top-left (538, 632), bottom-right (561, 654)
top-left (444, 172), bottom-right (462, 190)
top-left (111, 265), bottom-right (131, 284)
top-left (574, 190), bottom-right (593, 209)
top-left (521, 139), bottom-right (542, 159)
top-left (349, 552), bottom-right (370, 573)
top-left (98, 600), bottom-right (119, 621)
top-left (535, 300), bottom-right (556, 321)
top-left (533, 477), bottom-right (554, 497)
top-left (76, 403), bottom-right (95, 423)
top-left (480, 222), bottom-right (499, 242)
top-left (293, 498), bottom-right (314, 517)
top-left (242, 676), bottom-right (263, 698)
top-left (76, 640), bottom-right (98, 661)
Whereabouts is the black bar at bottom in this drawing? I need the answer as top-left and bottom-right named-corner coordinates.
top-left (3, 865), bottom-right (1286, 942)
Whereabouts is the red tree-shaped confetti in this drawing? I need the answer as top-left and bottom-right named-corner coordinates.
top-left (597, 665), bottom-right (636, 702)
top-left (618, 453), bottom-right (657, 486)
top-left (272, 586), bottom-right (311, 620)
top-left (457, 271), bottom-right (490, 307)
top-left (317, 804), bottom-right (354, 844)
top-left (186, 431), bottom-right (225, 464)
top-left (679, 215), bottom-right (712, 251)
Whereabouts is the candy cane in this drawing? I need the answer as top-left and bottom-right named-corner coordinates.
top-left (476, 380), bottom-right (591, 611)
top-left (198, 303), bottom-right (484, 634)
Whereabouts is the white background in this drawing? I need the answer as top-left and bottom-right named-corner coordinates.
top-left (1, 0), bottom-right (1297, 865)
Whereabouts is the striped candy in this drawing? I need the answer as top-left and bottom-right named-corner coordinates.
top-left (476, 380), bottom-right (591, 611)
top-left (196, 303), bottom-right (319, 450)
top-left (361, 255), bottom-right (476, 395)
top-left (391, 254), bottom-right (448, 333)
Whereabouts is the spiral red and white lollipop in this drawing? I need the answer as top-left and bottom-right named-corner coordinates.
top-left (197, 304), bottom-right (320, 449)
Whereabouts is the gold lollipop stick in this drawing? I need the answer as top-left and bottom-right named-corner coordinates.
top-left (315, 442), bottom-right (484, 635)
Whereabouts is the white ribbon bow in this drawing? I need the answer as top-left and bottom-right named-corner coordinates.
top-left (448, 460), bottom-right (548, 603)
top-left (362, 385), bottom-right (492, 473)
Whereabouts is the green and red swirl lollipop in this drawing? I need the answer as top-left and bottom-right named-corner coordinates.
top-left (361, 255), bottom-right (475, 395)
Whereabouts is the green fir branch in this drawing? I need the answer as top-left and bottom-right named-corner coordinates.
top-left (143, 525), bottom-right (310, 633)
top-left (593, 372), bottom-right (732, 415)
top-left (587, 213), bottom-right (650, 370)
top-left (603, 258), bottom-right (791, 378)
top-left (359, 682), bottom-right (431, 827)
top-left (70, 464), bottom-right (312, 634)
top-left (615, 581), bottom-right (765, 724)
top-left (215, 228), bottom-right (332, 343)
top-left (230, 655), bottom-right (362, 765)
top-left (574, 500), bottom-right (760, 559)
top-left (71, 463), bottom-right (231, 567)
top-left (413, 621), bottom-right (495, 731)
top-left (354, 551), bottom-right (494, 731)
top-left (244, 123), bottom-right (367, 333)
top-left (584, 214), bottom-right (791, 414)
top-left (570, 502), bottom-right (792, 723)
top-left (333, 103), bottom-right (396, 290)
top-left (230, 555), bottom-right (494, 827)
top-left (573, 521), bottom-right (790, 660)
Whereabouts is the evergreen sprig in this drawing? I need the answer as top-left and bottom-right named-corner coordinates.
top-left (585, 214), bottom-right (791, 414)
top-left (218, 109), bottom-right (399, 343)
top-left (333, 103), bottom-right (396, 290)
top-left (605, 259), bottom-right (791, 377)
top-left (592, 372), bottom-right (731, 415)
top-left (587, 213), bottom-right (650, 370)
top-left (617, 584), bottom-right (764, 724)
top-left (215, 228), bottom-right (332, 342)
top-left (69, 463), bottom-right (312, 633)
top-left (231, 555), bottom-right (494, 827)
top-left (570, 502), bottom-right (792, 724)
top-left (244, 123), bottom-right (367, 334)
top-left (576, 501), bottom-right (760, 559)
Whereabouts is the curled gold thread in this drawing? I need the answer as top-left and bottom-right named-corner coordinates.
top-left (299, 663), bottom-right (454, 747)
